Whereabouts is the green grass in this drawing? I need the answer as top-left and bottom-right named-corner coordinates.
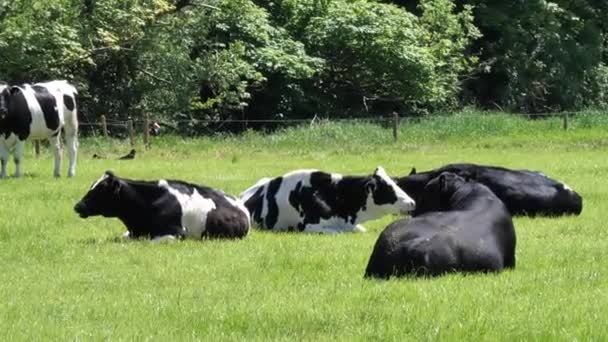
top-left (1, 112), bottom-right (608, 340)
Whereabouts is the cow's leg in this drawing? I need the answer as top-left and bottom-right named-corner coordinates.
top-left (0, 143), bottom-right (9, 178)
top-left (49, 134), bottom-right (62, 177)
top-left (13, 140), bottom-right (25, 177)
top-left (64, 124), bottom-right (78, 177)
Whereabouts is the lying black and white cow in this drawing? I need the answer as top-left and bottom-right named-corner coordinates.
top-left (239, 167), bottom-right (416, 234)
top-left (0, 80), bottom-right (78, 178)
top-left (74, 171), bottom-right (250, 240)
top-left (365, 172), bottom-right (517, 278)
top-left (396, 163), bottom-right (582, 217)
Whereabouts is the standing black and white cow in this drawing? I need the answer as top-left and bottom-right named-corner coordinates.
top-left (239, 167), bottom-right (416, 234)
top-left (0, 80), bottom-right (78, 178)
top-left (396, 163), bottom-right (582, 217)
top-left (74, 171), bottom-right (251, 240)
top-left (365, 172), bottom-right (517, 279)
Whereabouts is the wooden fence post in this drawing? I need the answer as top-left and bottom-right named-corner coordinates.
top-left (143, 113), bottom-right (150, 147)
top-left (563, 112), bottom-right (568, 130)
top-left (127, 119), bottom-right (135, 147)
top-left (34, 141), bottom-right (41, 158)
top-left (392, 111), bottom-right (399, 142)
top-left (101, 115), bottom-right (108, 138)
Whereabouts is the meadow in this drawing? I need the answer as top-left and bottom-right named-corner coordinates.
top-left (1, 112), bottom-right (607, 340)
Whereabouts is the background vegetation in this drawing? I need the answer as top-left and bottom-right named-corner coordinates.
top-left (1, 116), bottom-right (607, 340)
top-left (2, 0), bottom-right (607, 133)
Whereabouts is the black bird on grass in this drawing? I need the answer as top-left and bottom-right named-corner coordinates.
top-left (118, 149), bottom-right (136, 160)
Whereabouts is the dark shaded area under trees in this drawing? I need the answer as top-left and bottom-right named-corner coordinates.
top-left (1, 0), bottom-right (607, 135)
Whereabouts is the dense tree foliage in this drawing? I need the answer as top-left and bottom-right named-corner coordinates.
top-left (0, 0), bottom-right (606, 133)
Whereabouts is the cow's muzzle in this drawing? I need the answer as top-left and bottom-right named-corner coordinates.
top-left (74, 202), bottom-right (89, 218)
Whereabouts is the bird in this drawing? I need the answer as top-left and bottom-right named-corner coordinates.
top-left (118, 149), bottom-right (136, 160)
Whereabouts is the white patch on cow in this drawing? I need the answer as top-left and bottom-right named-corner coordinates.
top-left (158, 180), bottom-right (216, 238)
top-left (331, 173), bottom-right (343, 183)
top-left (20, 84), bottom-right (63, 138)
top-left (562, 183), bottom-right (573, 192)
top-left (266, 170), bottom-right (317, 230)
top-left (90, 173), bottom-right (109, 190)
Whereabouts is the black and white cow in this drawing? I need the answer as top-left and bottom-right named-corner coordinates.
top-left (239, 167), bottom-right (416, 234)
top-left (74, 171), bottom-right (251, 240)
top-left (396, 163), bottom-right (582, 217)
top-left (365, 172), bottom-right (517, 279)
top-left (0, 80), bottom-right (78, 178)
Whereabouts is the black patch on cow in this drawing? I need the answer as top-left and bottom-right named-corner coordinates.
top-left (287, 173), bottom-right (336, 230)
top-left (5, 88), bottom-right (33, 140)
top-left (245, 186), bottom-right (265, 225)
top-left (265, 177), bottom-right (283, 229)
top-left (32, 85), bottom-right (60, 132)
top-left (63, 94), bottom-right (75, 111)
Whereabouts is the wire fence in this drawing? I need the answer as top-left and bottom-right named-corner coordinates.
top-left (77, 110), bottom-right (604, 146)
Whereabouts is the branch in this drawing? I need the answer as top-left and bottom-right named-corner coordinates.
top-left (138, 68), bottom-right (172, 85)
top-left (156, 0), bottom-right (220, 18)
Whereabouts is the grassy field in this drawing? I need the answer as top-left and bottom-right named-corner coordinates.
top-left (1, 112), bottom-right (607, 340)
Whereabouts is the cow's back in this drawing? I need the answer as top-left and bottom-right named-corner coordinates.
top-left (365, 189), bottom-right (516, 278)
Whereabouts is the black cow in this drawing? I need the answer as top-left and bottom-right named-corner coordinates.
top-left (0, 80), bottom-right (78, 178)
top-left (239, 167), bottom-right (416, 234)
top-left (365, 172), bottom-right (516, 278)
top-left (396, 163), bottom-right (582, 217)
top-left (74, 171), bottom-right (251, 240)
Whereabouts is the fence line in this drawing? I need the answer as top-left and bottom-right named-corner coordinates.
top-left (76, 110), bottom-right (606, 146)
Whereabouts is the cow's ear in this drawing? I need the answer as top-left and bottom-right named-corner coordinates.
top-left (105, 170), bottom-right (115, 177)
top-left (439, 174), bottom-right (447, 192)
top-left (409, 167), bottom-right (417, 175)
top-left (108, 177), bottom-right (122, 195)
top-left (365, 178), bottom-right (377, 193)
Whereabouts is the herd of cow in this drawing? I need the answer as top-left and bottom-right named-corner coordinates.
top-left (1, 80), bottom-right (583, 279)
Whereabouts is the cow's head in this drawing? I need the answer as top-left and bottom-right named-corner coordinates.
top-left (0, 85), bottom-right (22, 123)
top-left (415, 172), bottom-right (466, 214)
top-left (0, 84), bottom-right (8, 120)
top-left (366, 166), bottom-right (416, 214)
top-left (74, 171), bottom-right (124, 218)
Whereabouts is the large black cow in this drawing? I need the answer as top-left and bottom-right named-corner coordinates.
top-left (74, 171), bottom-right (251, 240)
top-left (365, 172), bottom-right (516, 278)
top-left (239, 167), bottom-right (416, 234)
top-left (0, 80), bottom-right (78, 178)
top-left (396, 163), bottom-right (582, 217)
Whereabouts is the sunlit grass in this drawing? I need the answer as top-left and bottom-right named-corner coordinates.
top-left (1, 113), bottom-right (607, 340)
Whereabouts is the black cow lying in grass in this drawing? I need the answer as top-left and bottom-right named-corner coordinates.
top-left (365, 172), bottom-right (516, 278)
top-left (74, 171), bottom-right (250, 241)
top-left (396, 163), bottom-right (582, 217)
